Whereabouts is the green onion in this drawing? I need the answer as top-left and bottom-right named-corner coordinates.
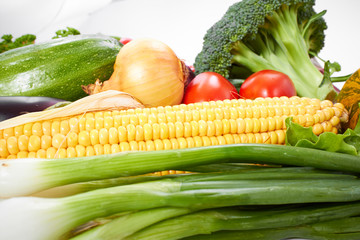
top-left (70, 207), bottom-right (193, 240)
top-left (183, 216), bottom-right (360, 240)
top-left (32, 167), bottom-right (355, 198)
top-left (2, 170), bottom-right (360, 240)
top-left (2, 144), bottom-right (360, 198)
top-left (123, 203), bottom-right (360, 240)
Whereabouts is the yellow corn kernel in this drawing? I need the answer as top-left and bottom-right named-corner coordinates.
top-left (304, 114), bottom-right (315, 127)
top-left (245, 118), bottom-right (254, 133)
top-left (118, 126), bottom-right (128, 142)
top-left (232, 134), bottom-right (241, 144)
top-left (252, 107), bottom-right (261, 118)
top-left (28, 135), bottom-right (41, 152)
top-left (201, 136), bottom-right (211, 146)
top-left (69, 117), bottom-right (79, 133)
top-left (330, 116), bottom-right (340, 127)
top-left (3, 127), bottom-right (14, 139)
top-left (13, 125), bottom-right (23, 137)
top-left (41, 135), bottom-right (52, 150)
top-left (105, 116), bottom-right (114, 128)
top-left (332, 127), bottom-right (338, 134)
top-left (95, 117), bottom-right (104, 130)
top-left (129, 141), bottom-right (139, 151)
top-left (206, 121), bottom-right (216, 137)
top-left (209, 136), bottom-right (219, 146)
top-left (217, 136), bottom-right (227, 145)
top-left (224, 134), bottom-right (234, 144)
top-left (333, 103), bottom-right (345, 118)
top-left (222, 119), bottom-right (231, 135)
top-left (75, 145), bottom-right (86, 157)
top-left (166, 111), bottom-right (176, 123)
top-left (36, 149), bottom-right (47, 158)
top-left (148, 113), bottom-right (158, 124)
top-left (238, 108), bottom-right (246, 119)
top-left (99, 128), bottom-right (109, 145)
top-left (312, 123), bottom-right (324, 135)
top-left (246, 133), bottom-right (256, 143)
top-left (109, 127), bottom-right (119, 144)
top-left (236, 119), bottom-right (246, 134)
top-left (30, 122), bottom-right (42, 137)
top-left (28, 151), bottom-right (36, 158)
top-left (214, 119), bottom-right (223, 136)
top-left (252, 118), bottom-right (261, 133)
top-left (321, 121), bottom-right (333, 132)
top-left (0, 139), bottom-right (9, 158)
top-left (46, 147), bottom-right (57, 158)
top-left (85, 117), bottom-right (95, 131)
top-left (22, 123), bottom-right (33, 136)
top-left (52, 133), bottom-right (67, 149)
top-left (51, 121), bottom-right (60, 136)
top-left (86, 146), bottom-right (96, 156)
top-left (17, 151), bottom-right (28, 158)
top-left (160, 123), bottom-right (169, 139)
top-left (320, 100), bottom-right (333, 109)
top-left (198, 120), bottom-right (207, 136)
top-left (55, 148), bottom-right (67, 158)
top-left (66, 147), bottom-right (77, 158)
top-left (42, 121), bottom-right (52, 136)
top-left (78, 131), bottom-right (91, 147)
top-left (114, 115), bottom-right (122, 128)
top-left (254, 133), bottom-right (263, 143)
top-left (110, 144), bottom-right (120, 154)
top-left (183, 122), bottom-right (192, 138)
top-left (6, 136), bottom-right (19, 155)
top-left (143, 123), bottom-right (152, 141)
top-left (193, 136), bottom-right (203, 147)
top-left (145, 140), bottom-right (155, 151)
top-left (245, 108), bottom-right (253, 118)
top-left (18, 135), bottom-right (29, 151)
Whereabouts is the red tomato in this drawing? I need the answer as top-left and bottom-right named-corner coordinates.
top-left (120, 37), bottom-right (132, 45)
top-left (182, 72), bottom-right (239, 104)
top-left (239, 70), bottom-right (296, 99)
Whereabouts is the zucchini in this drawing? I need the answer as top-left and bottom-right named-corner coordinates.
top-left (0, 34), bottom-right (122, 101)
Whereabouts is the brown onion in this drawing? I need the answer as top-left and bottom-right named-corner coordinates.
top-left (83, 38), bottom-right (189, 107)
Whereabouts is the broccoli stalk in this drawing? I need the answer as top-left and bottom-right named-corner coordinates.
top-left (194, 0), bottom-right (336, 100)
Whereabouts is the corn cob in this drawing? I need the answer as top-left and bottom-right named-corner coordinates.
top-left (0, 96), bottom-right (348, 159)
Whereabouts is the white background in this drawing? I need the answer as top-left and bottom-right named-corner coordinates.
top-left (0, 0), bottom-right (359, 89)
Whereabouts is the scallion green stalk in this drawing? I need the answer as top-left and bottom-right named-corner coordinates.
top-left (2, 144), bottom-right (360, 198)
top-left (32, 167), bottom-right (355, 198)
top-left (183, 216), bottom-right (360, 240)
top-left (123, 203), bottom-right (360, 240)
top-left (2, 171), bottom-right (360, 240)
top-left (70, 207), bottom-right (193, 240)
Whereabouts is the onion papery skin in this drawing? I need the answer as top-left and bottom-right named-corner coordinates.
top-left (101, 38), bottom-right (186, 107)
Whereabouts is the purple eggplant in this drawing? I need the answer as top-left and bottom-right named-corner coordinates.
top-left (0, 96), bottom-right (67, 121)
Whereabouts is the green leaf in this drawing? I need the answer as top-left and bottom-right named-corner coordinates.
top-left (285, 118), bottom-right (359, 155)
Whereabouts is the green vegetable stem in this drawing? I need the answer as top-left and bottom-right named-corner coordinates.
top-left (2, 143), bottom-right (360, 198)
top-left (2, 170), bottom-right (360, 240)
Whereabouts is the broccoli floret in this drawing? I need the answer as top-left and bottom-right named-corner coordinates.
top-left (0, 34), bottom-right (36, 53)
top-left (194, 0), bottom-right (336, 100)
